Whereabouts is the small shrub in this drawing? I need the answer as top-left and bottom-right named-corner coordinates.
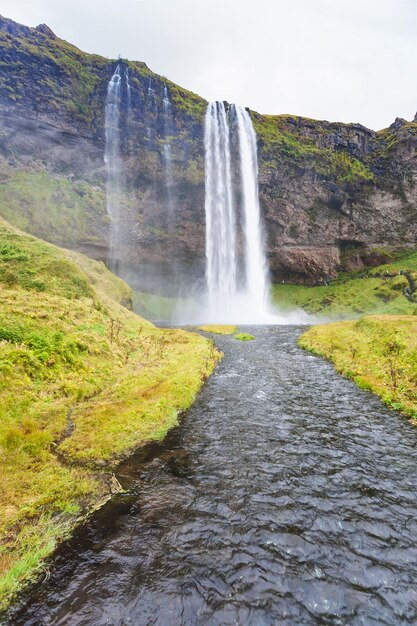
top-left (374, 285), bottom-right (396, 302)
top-left (2, 269), bottom-right (18, 286)
top-left (2, 427), bottom-right (24, 452)
top-left (0, 326), bottom-right (25, 344)
top-left (0, 242), bottom-right (29, 262)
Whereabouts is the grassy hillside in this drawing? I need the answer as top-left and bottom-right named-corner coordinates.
top-left (0, 218), bottom-right (220, 611)
top-left (299, 316), bottom-right (417, 421)
top-left (272, 249), bottom-right (417, 319)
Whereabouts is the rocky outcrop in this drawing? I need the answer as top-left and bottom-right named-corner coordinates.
top-left (0, 15), bottom-right (416, 289)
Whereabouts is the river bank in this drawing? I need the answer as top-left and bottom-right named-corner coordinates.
top-left (7, 326), bottom-right (417, 625)
top-left (299, 315), bottom-right (417, 421)
top-left (0, 218), bottom-right (220, 613)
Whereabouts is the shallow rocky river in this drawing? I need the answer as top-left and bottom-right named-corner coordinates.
top-left (9, 326), bottom-right (417, 625)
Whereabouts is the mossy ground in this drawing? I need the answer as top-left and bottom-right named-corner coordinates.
top-left (234, 333), bottom-right (255, 341)
top-left (0, 218), bottom-right (220, 612)
top-left (197, 325), bottom-right (238, 335)
top-left (299, 316), bottom-right (417, 421)
top-left (272, 249), bottom-right (417, 319)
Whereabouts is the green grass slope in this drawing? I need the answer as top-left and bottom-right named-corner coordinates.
top-left (279, 250), bottom-right (417, 422)
top-left (299, 316), bottom-right (417, 421)
top-left (272, 249), bottom-right (417, 319)
top-left (0, 217), bottom-right (220, 611)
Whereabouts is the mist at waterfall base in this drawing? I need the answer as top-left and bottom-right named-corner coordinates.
top-left (104, 73), bottom-right (308, 324)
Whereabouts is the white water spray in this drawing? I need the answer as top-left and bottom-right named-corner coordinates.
top-left (126, 67), bottom-right (131, 114)
top-left (204, 102), bottom-right (271, 323)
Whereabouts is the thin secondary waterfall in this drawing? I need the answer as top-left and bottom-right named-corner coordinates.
top-left (204, 101), bottom-right (270, 322)
top-left (126, 67), bottom-right (131, 116)
top-left (162, 84), bottom-right (175, 214)
top-left (145, 78), bottom-right (157, 142)
top-left (104, 65), bottom-right (122, 268)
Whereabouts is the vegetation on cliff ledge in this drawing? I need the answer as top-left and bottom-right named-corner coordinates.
top-left (0, 218), bottom-right (220, 612)
top-left (0, 15), bottom-right (207, 136)
top-left (252, 113), bottom-right (375, 184)
top-left (299, 316), bottom-right (417, 421)
top-left (0, 17), bottom-right (107, 129)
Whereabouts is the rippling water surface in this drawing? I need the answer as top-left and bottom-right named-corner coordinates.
top-left (9, 327), bottom-right (417, 625)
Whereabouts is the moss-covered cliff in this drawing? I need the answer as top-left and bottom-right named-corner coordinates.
top-left (0, 14), bottom-right (416, 288)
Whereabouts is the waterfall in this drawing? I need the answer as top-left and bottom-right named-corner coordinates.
top-left (204, 101), bottom-right (270, 323)
top-left (233, 104), bottom-right (269, 313)
top-left (162, 84), bottom-right (175, 214)
top-left (126, 67), bottom-right (131, 115)
top-left (145, 78), bottom-right (157, 142)
top-left (104, 65), bottom-right (122, 268)
top-left (205, 102), bottom-right (237, 316)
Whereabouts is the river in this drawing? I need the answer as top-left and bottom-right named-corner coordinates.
top-left (8, 326), bottom-right (417, 625)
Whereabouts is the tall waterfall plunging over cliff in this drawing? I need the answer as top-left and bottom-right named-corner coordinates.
top-left (204, 102), bottom-right (270, 322)
top-left (104, 70), bottom-right (273, 323)
top-left (104, 65), bottom-right (122, 269)
top-left (205, 102), bottom-right (237, 308)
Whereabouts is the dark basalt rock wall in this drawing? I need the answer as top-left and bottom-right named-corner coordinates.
top-left (0, 15), bottom-right (416, 289)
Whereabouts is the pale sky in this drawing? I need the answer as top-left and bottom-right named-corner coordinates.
top-left (2, 0), bottom-right (417, 130)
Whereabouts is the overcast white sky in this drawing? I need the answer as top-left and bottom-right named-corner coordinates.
top-left (2, 0), bottom-right (416, 130)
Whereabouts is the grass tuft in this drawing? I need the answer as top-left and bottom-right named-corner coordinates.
top-left (198, 325), bottom-right (238, 335)
top-left (234, 333), bottom-right (255, 341)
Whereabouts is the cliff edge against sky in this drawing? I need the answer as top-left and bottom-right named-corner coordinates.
top-left (0, 15), bottom-right (416, 289)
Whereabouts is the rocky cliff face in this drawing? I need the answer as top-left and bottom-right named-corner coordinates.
top-left (255, 113), bottom-right (417, 282)
top-left (0, 15), bottom-right (416, 290)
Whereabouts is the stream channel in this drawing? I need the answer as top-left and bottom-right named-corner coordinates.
top-left (8, 326), bottom-right (417, 625)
